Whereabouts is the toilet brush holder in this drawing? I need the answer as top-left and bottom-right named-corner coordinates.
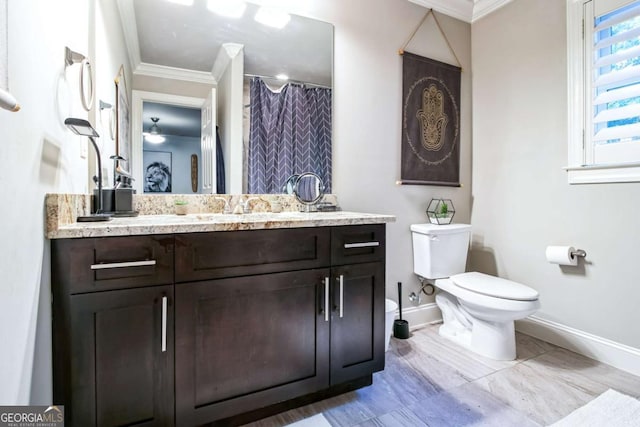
top-left (393, 319), bottom-right (410, 339)
top-left (393, 282), bottom-right (410, 339)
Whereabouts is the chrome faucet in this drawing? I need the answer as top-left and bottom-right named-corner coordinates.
top-left (214, 197), bottom-right (231, 214)
top-left (242, 197), bottom-right (261, 213)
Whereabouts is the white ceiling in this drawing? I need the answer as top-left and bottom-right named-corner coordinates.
top-left (143, 102), bottom-right (201, 138)
top-left (117, 0), bottom-right (333, 87)
top-left (409, 0), bottom-right (513, 23)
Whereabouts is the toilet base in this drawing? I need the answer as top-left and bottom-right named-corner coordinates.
top-left (436, 291), bottom-right (517, 361)
top-left (470, 318), bottom-right (516, 360)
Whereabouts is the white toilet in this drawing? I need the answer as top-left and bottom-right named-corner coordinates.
top-left (410, 223), bottom-right (540, 360)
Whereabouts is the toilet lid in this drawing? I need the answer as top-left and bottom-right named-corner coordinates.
top-left (450, 272), bottom-right (539, 301)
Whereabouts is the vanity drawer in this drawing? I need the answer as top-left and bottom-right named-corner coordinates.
top-left (175, 228), bottom-right (331, 282)
top-left (331, 224), bottom-right (386, 266)
top-left (52, 235), bottom-right (175, 294)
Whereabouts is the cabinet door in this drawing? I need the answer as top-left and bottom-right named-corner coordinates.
top-left (330, 262), bottom-right (385, 385)
top-left (175, 269), bottom-right (330, 425)
top-left (68, 286), bottom-right (174, 426)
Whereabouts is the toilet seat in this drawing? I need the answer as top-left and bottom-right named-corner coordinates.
top-left (450, 272), bottom-right (539, 301)
top-left (434, 278), bottom-right (539, 313)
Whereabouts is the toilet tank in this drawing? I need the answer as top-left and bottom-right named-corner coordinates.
top-left (410, 223), bottom-right (472, 279)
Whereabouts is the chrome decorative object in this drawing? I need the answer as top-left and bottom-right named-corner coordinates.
top-left (64, 47), bottom-right (94, 111)
top-left (293, 172), bottom-right (325, 212)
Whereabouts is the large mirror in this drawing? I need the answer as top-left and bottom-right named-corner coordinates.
top-left (116, 0), bottom-right (333, 195)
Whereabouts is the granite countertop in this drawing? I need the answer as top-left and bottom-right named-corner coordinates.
top-left (46, 211), bottom-right (396, 239)
top-left (45, 193), bottom-right (396, 239)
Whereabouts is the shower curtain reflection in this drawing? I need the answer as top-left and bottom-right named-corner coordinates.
top-left (247, 78), bottom-right (331, 194)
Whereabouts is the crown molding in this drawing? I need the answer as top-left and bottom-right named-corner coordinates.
top-left (116, 0), bottom-right (141, 71)
top-left (134, 63), bottom-right (217, 85)
top-left (117, 0), bottom-right (216, 86)
top-left (211, 43), bottom-right (245, 82)
top-left (471, 0), bottom-right (513, 22)
top-left (408, 0), bottom-right (513, 23)
top-left (408, 0), bottom-right (473, 22)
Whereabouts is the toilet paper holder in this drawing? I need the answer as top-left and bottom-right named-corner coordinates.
top-left (571, 249), bottom-right (587, 258)
top-left (546, 246), bottom-right (587, 266)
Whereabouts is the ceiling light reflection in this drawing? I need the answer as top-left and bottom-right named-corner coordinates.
top-left (254, 6), bottom-right (290, 29)
top-left (144, 133), bottom-right (166, 144)
top-left (167, 0), bottom-right (194, 6)
top-left (207, 0), bottom-right (247, 18)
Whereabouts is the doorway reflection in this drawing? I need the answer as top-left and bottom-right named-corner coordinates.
top-left (142, 102), bottom-right (202, 194)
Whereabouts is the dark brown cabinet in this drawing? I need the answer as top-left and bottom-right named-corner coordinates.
top-left (330, 262), bottom-right (385, 385)
top-left (69, 286), bottom-right (174, 426)
top-left (329, 224), bottom-right (386, 385)
top-left (174, 226), bottom-right (386, 424)
top-left (174, 269), bottom-right (331, 426)
top-left (51, 235), bottom-right (175, 426)
top-left (52, 224), bottom-right (386, 426)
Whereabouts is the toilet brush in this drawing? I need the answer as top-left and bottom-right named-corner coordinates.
top-left (393, 281), bottom-right (410, 339)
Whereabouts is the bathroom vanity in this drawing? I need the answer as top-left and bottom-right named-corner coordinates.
top-left (48, 203), bottom-right (394, 426)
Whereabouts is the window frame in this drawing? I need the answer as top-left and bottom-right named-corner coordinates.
top-left (566, 0), bottom-right (640, 184)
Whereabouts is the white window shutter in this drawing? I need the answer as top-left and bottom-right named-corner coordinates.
top-left (589, 0), bottom-right (640, 147)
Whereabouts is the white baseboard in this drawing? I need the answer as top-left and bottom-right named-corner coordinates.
top-left (396, 307), bottom-right (640, 377)
top-left (516, 315), bottom-right (640, 377)
top-left (397, 303), bottom-right (442, 329)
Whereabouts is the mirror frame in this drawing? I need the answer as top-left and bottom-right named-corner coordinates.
top-left (131, 90), bottom-right (204, 194)
top-left (282, 174), bottom-right (299, 194)
top-left (293, 172), bottom-right (325, 206)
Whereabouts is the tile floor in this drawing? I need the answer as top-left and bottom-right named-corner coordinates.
top-left (242, 323), bottom-right (640, 427)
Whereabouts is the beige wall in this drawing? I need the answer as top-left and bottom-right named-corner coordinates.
top-left (0, 0), bottom-right (131, 404)
top-left (320, 0), bottom-right (472, 310)
top-left (471, 0), bottom-right (640, 348)
top-left (0, 0), bottom-right (92, 404)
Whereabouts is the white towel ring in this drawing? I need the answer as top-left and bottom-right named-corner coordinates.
top-left (79, 58), bottom-right (94, 112)
top-left (108, 107), bottom-right (116, 140)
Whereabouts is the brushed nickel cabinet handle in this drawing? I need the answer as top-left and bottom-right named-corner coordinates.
top-left (90, 260), bottom-right (157, 270)
top-left (344, 242), bottom-right (379, 249)
top-left (324, 277), bottom-right (330, 322)
top-left (339, 275), bottom-right (344, 318)
top-left (161, 296), bottom-right (167, 353)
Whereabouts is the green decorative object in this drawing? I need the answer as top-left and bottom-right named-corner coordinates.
top-left (175, 200), bottom-right (189, 215)
top-left (426, 198), bottom-right (455, 225)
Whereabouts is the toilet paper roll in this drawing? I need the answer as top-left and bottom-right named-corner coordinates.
top-left (545, 246), bottom-right (578, 266)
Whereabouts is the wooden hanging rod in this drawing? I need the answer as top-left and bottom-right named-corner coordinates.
top-left (396, 179), bottom-right (463, 188)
